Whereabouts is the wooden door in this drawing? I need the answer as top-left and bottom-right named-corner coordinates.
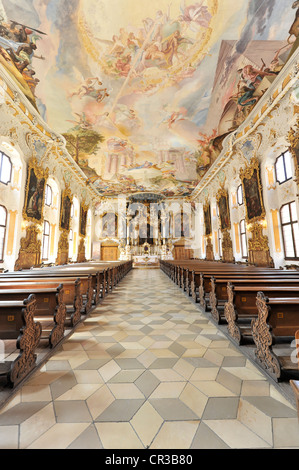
top-left (101, 246), bottom-right (118, 261)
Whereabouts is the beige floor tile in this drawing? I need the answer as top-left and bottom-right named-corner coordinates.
top-left (27, 423), bottom-right (90, 449)
top-left (150, 421), bottom-right (199, 449)
top-left (182, 348), bottom-right (206, 358)
top-left (73, 370), bottom-right (104, 384)
top-left (137, 350), bottom-right (157, 368)
top-left (179, 383), bottom-right (208, 418)
top-left (0, 426), bottom-right (19, 449)
top-left (204, 419), bottom-right (271, 448)
top-left (108, 383), bottom-right (144, 399)
top-left (150, 382), bottom-right (186, 399)
top-left (191, 381), bottom-right (236, 397)
top-left (173, 359), bottom-right (195, 380)
top-left (20, 403), bottom-right (56, 449)
top-left (151, 369), bottom-right (186, 382)
top-left (222, 367), bottom-right (266, 381)
top-left (241, 380), bottom-right (270, 397)
top-left (237, 398), bottom-right (273, 446)
top-left (273, 418), bottom-right (299, 447)
top-left (98, 360), bottom-right (121, 382)
top-left (57, 383), bottom-right (102, 401)
top-left (86, 385), bottom-right (115, 419)
top-left (95, 423), bottom-right (144, 449)
top-left (130, 401), bottom-right (163, 447)
top-left (190, 367), bottom-right (219, 381)
top-left (21, 384), bottom-right (52, 402)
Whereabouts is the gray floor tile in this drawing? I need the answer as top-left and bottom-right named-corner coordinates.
top-left (68, 424), bottom-right (103, 449)
top-left (149, 398), bottom-right (199, 420)
top-left (202, 397), bottom-right (240, 420)
top-left (95, 399), bottom-right (145, 422)
top-left (191, 422), bottom-right (229, 449)
top-left (135, 370), bottom-right (160, 398)
top-left (54, 400), bottom-right (93, 423)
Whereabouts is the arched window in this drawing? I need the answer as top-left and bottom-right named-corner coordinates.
top-left (240, 219), bottom-right (248, 258)
top-left (0, 152), bottom-right (12, 185)
top-left (45, 184), bottom-right (52, 206)
top-left (280, 201), bottom-right (299, 259)
top-left (42, 220), bottom-right (50, 260)
top-left (237, 185), bottom-right (243, 205)
top-left (275, 151), bottom-right (293, 184)
top-left (0, 205), bottom-right (7, 261)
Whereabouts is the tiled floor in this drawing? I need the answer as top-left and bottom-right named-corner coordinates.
top-left (0, 268), bottom-right (298, 449)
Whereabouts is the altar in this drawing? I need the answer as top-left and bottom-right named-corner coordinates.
top-left (133, 255), bottom-right (159, 268)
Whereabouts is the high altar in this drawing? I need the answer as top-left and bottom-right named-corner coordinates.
top-left (96, 193), bottom-right (193, 263)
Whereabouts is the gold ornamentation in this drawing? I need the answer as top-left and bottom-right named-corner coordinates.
top-left (248, 222), bottom-right (270, 252)
top-left (59, 183), bottom-right (73, 232)
top-left (14, 225), bottom-right (41, 270)
top-left (22, 157), bottom-right (49, 224)
top-left (239, 157), bottom-right (265, 224)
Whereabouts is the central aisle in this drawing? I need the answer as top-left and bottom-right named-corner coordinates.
top-left (0, 268), bottom-right (298, 449)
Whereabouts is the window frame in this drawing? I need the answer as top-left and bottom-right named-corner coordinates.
top-left (0, 152), bottom-right (12, 186)
top-left (237, 184), bottom-right (243, 205)
top-left (218, 228), bottom-right (222, 258)
top-left (239, 218), bottom-right (248, 259)
top-left (0, 205), bottom-right (7, 262)
top-left (44, 184), bottom-right (52, 207)
top-left (42, 220), bottom-right (50, 260)
top-left (280, 201), bottom-right (299, 260)
top-left (275, 151), bottom-right (293, 185)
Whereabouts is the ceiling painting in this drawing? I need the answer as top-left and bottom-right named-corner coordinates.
top-left (0, 0), bottom-right (297, 198)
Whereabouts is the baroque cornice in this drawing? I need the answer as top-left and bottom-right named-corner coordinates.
top-left (0, 64), bottom-right (100, 206)
top-left (191, 47), bottom-right (299, 201)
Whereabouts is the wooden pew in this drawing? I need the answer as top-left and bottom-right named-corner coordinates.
top-left (222, 282), bottom-right (299, 345)
top-left (0, 284), bottom-right (66, 348)
top-left (0, 276), bottom-right (83, 327)
top-left (208, 274), bottom-right (299, 324)
top-left (251, 292), bottom-right (299, 381)
top-left (0, 294), bottom-right (42, 387)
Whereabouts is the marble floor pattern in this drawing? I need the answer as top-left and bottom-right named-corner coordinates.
top-left (0, 268), bottom-right (298, 449)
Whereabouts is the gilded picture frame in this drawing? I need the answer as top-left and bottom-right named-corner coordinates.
top-left (240, 157), bottom-right (265, 223)
top-left (203, 201), bottom-right (212, 236)
top-left (59, 187), bottom-right (73, 232)
top-left (79, 201), bottom-right (89, 237)
top-left (216, 188), bottom-right (231, 231)
top-left (23, 157), bottom-right (49, 224)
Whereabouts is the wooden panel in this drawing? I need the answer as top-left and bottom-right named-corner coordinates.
top-left (101, 246), bottom-right (118, 261)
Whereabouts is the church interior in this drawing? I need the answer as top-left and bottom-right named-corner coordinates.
top-left (0, 0), bottom-right (299, 450)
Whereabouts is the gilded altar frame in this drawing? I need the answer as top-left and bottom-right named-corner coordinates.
top-left (59, 186), bottom-right (73, 232)
top-left (203, 200), bottom-right (212, 236)
top-left (79, 201), bottom-right (89, 237)
top-left (22, 157), bottom-right (49, 224)
top-left (216, 187), bottom-right (231, 231)
top-left (240, 157), bottom-right (265, 224)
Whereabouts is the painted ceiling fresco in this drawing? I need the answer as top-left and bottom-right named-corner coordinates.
top-left (0, 1), bottom-right (298, 197)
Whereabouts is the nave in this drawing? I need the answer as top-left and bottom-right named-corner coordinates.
top-left (0, 269), bottom-right (298, 449)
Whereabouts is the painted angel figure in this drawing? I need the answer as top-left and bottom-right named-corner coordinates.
top-left (179, 1), bottom-right (212, 31)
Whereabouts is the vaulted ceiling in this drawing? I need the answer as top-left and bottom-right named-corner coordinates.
top-left (0, 0), bottom-right (297, 198)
